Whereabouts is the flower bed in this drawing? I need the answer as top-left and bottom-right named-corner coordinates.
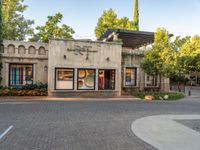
top-left (132, 91), bottom-right (185, 100)
top-left (0, 83), bottom-right (48, 96)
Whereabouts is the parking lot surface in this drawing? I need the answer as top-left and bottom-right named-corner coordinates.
top-left (0, 98), bottom-right (200, 150)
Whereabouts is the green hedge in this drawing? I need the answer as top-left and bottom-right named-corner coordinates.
top-left (0, 83), bottom-right (47, 90)
top-left (0, 83), bottom-right (48, 96)
top-left (132, 92), bottom-right (185, 100)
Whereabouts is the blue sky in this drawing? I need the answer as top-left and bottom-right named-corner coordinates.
top-left (24, 0), bottom-right (200, 39)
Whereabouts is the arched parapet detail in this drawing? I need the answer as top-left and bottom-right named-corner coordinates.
top-left (18, 45), bottom-right (26, 54)
top-left (28, 45), bottom-right (36, 54)
top-left (0, 44), bottom-right (4, 53)
top-left (38, 46), bottom-right (46, 55)
top-left (7, 44), bottom-right (15, 53)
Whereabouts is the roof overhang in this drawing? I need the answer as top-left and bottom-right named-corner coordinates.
top-left (99, 29), bottom-right (155, 49)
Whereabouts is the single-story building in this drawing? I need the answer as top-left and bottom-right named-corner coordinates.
top-left (0, 29), bottom-right (170, 97)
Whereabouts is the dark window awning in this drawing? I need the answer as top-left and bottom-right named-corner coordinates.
top-left (99, 29), bottom-right (154, 49)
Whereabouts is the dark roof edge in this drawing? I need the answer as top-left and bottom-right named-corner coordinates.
top-left (99, 29), bottom-right (155, 40)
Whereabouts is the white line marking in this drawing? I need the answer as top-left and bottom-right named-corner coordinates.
top-left (0, 125), bottom-right (13, 140)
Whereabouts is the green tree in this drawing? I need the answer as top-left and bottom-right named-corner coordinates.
top-left (95, 0), bottom-right (139, 38)
top-left (95, 8), bottom-right (139, 38)
top-left (0, 0), bottom-right (3, 81)
top-left (116, 17), bottom-right (135, 30)
top-left (95, 9), bottom-right (118, 38)
top-left (2, 0), bottom-right (34, 40)
top-left (177, 36), bottom-right (200, 72)
top-left (133, 0), bottom-right (139, 31)
top-left (141, 28), bottom-right (177, 77)
top-left (31, 13), bottom-right (75, 43)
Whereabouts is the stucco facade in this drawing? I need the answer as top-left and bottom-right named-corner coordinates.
top-left (1, 40), bottom-right (48, 87)
top-left (48, 39), bottom-right (122, 97)
top-left (122, 47), bottom-right (170, 92)
top-left (0, 36), bottom-right (170, 97)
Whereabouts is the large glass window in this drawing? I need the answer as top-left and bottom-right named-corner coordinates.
top-left (55, 68), bottom-right (74, 90)
top-left (9, 64), bottom-right (33, 86)
top-left (98, 70), bottom-right (115, 90)
top-left (145, 75), bottom-right (159, 87)
top-left (125, 68), bottom-right (137, 86)
top-left (77, 69), bottom-right (95, 90)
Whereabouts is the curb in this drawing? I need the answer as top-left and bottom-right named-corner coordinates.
top-left (0, 96), bottom-right (141, 102)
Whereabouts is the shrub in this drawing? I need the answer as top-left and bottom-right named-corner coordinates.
top-left (21, 83), bottom-right (48, 90)
top-left (132, 91), bottom-right (185, 100)
top-left (0, 83), bottom-right (48, 96)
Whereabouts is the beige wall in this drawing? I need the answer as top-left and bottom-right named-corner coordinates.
top-left (0, 39), bottom-right (170, 95)
top-left (122, 48), bottom-right (144, 90)
top-left (1, 40), bottom-right (48, 86)
top-left (48, 39), bottom-right (122, 97)
top-left (122, 47), bottom-right (170, 92)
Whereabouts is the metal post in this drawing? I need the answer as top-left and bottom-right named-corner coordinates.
top-left (188, 90), bottom-right (191, 96)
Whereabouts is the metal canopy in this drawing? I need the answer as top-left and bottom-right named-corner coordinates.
top-left (99, 29), bottom-right (154, 48)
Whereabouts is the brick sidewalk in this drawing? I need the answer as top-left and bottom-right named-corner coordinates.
top-left (0, 96), bottom-right (140, 102)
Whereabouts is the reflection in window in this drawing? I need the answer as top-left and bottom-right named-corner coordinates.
top-left (9, 64), bottom-right (33, 86)
top-left (145, 75), bottom-right (159, 87)
top-left (56, 69), bottom-right (74, 90)
top-left (125, 68), bottom-right (137, 86)
top-left (98, 70), bottom-right (115, 90)
top-left (78, 69), bottom-right (95, 90)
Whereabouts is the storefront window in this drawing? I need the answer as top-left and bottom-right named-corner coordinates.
top-left (98, 70), bottom-right (115, 90)
top-left (56, 68), bottom-right (74, 90)
top-left (9, 64), bottom-right (33, 86)
top-left (125, 68), bottom-right (137, 86)
top-left (77, 69), bottom-right (95, 90)
top-left (145, 75), bottom-right (159, 87)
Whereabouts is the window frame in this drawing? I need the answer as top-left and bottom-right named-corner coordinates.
top-left (145, 74), bottom-right (159, 87)
top-left (98, 69), bottom-right (116, 91)
top-left (9, 63), bottom-right (34, 87)
top-left (125, 67), bottom-right (137, 87)
top-left (55, 68), bottom-right (75, 90)
top-left (77, 68), bottom-right (96, 91)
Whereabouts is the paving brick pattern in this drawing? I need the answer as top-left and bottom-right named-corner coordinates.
top-left (177, 120), bottom-right (200, 133)
top-left (0, 100), bottom-right (200, 150)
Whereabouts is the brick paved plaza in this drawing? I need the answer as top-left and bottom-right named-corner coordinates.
top-left (0, 98), bottom-right (200, 150)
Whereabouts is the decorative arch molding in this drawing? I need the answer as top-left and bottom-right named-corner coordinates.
top-left (39, 46), bottom-right (46, 55)
top-left (7, 44), bottom-right (15, 53)
top-left (28, 46), bottom-right (36, 54)
top-left (18, 45), bottom-right (26, 54)
top-left (1, 44), bottom-right (4, 53)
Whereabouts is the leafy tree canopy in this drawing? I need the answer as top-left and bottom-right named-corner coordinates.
top-left (141, 28), bottom-right (189, 77)
top-left (0, 0), bottom-right (3, 81)
top-left (141, 28), bottom-right (200, 77)
top-left (177, 36), bottom-right (200, 72)
top-left (2, 0), bottom-right (34, 40)
top-left (95, 9), bottom-right (137, 38)
top-left (133, 0), bottom-right (139, 31)
top-left (30, 12), bottom-right (75, 43)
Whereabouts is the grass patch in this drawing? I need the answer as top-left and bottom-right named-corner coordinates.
top-left (132, 92), bottom-right (185, 100)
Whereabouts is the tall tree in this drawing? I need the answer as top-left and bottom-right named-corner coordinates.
top-left (2, 0), bottom-right (34, 40)
top-left (116, 17), bottom-right (135, 30)
top-left (133, 0), bottom-right (139, 31)
top-left (141, 28), bottom-right (177, 77)
top-left (95, 9), bottom-right (118, 38)
top-left (0, 0), bottom-right (3, 81)
top-left (30, 13), bottom-right (75, 43)
top-left (177, 36), bottom-right (200, 72)
top-left (95, 9), bottom-right (137, 38)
